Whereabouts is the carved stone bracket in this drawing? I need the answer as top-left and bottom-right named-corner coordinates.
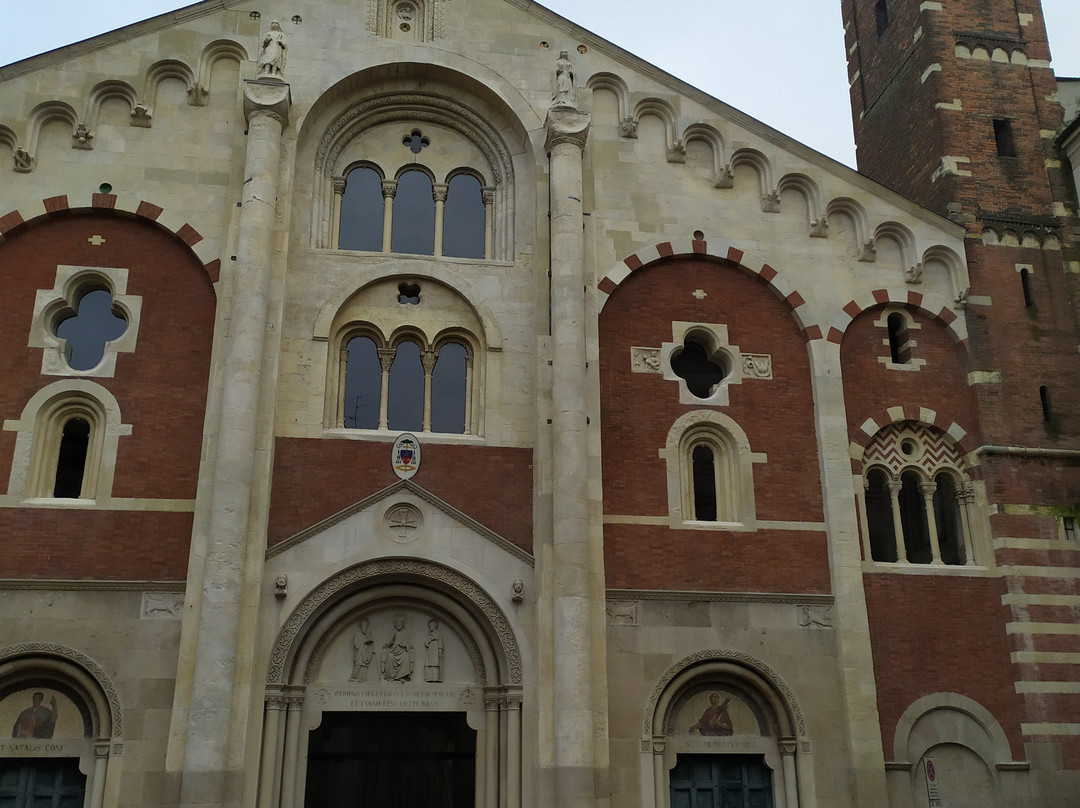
top-left (72, 124), bottom-right (93, 150)
top-left (188, 85), bottom-right (209, 107)
top-left (544, 107), bottom-right (591, 152)
top-left (905, 262), bottom-right (924, 284)
top-left (666, 142), bottom-right (686, 164)
top-left (857, 240), bottom-right (877, 262)
top-left (714, 165), bottom-right (735, 189)
top-left (809, 217), bottom-right (829, 238)
top-left (129, 104), bottom-right (152, 128)
top-left (761, 191), bottom-right (781, 213)
top-left (618, 116), bottom-right (638, 138)
top-left (243, 78), bottom-right (292, 126)
top-left (13, 148), bottom-right (33, 172)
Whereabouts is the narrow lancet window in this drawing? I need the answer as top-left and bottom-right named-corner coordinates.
top-left (53, 417), bottom-right (90, 498)
top-left (691, 444), bottom-right (718, 521)
top-left (887, 313), bottom-right (908, 364)
top-left (391, 170), bottom-right (436, 255)
top-left (865, 469), bottom-right (897, 562)
top-left (388, 341), bottom-right (425, 431)
top-left (343, 336), bottom-right (381, 428)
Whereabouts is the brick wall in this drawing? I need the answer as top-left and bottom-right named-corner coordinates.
top-left (0, 211), bottom-right (216, 579)
top-left (599, 257), bottom-right (829, 592)
top-left (268, 438), bottom-right (534, 553)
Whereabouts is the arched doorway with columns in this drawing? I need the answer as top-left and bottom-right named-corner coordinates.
top-left (257, 558), bottom-right (524, 808)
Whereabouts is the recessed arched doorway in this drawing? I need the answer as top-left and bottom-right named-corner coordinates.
top-left (258, 559), bottom-right (523, 808)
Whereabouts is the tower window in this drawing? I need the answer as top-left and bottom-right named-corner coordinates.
top-left (338, 166), bottom-right (384, 251)
top-left (887, 312), bottom-right (908, 364)
top-left (875, 0), bottom-right (889, 36)
top-left (1020, 268), bottom-right (1034, 308)
top-left (994, 119), bottom-right (1017, 158)
top-left (691, 444), bottom-right (719, 521)
top-left (53, 288), bottom-right (128, 371)
top-left (1040, 385), bottom-right (1052, 421)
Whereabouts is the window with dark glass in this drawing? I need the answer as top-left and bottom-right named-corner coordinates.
top-left (339, 166), bottom-right (384, 251)
top-left (443, 174), bottom-right (485, 259)
top-left (54, 288), bottom-right (127, 371)
top-left (53, 417), bottom-right (90, 498)
top-left (391, 170), bottom-right (436, 255)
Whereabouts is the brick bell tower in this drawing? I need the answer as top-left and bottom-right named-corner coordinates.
top-left (842, 0), bottom-right (1080, 794)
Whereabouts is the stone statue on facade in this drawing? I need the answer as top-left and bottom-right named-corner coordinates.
top-left (258, 21), bottom-right (288, 78)
top-left (350, 618), bottom-right (376, 681)
top-left (424, 618), bottom-right (444, 682)
top-left (380, 614), bottom-right (414, 682)
top-left (551, 51), bottom-right (577, 109)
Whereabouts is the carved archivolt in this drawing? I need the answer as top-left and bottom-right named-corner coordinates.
top-left (317, 93), bottom-right (513, 185)
top-left (0, 642), bottom-right (123, 737)
top-left (268, 558), bottom-right (522, 685)
top-left (642, 648), bottom-right (805, 738)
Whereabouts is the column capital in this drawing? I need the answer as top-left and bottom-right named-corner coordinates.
top-left (545, 108), bottom-right (591, 152)
top-left (432, 183), bottom-right (448, 203)
top-left (332, 175), bottom-right (347, 195)
top-left (919, 480), bottom-right (938, 497)
top-left (243, 78), bottom-right (291, 126)
top-left (421, 349), bottom-right (438, 374)
top-left (482, 186), bottom-right (496, 205)
top-left (887, 479), bottom-right (904, 496)
top-left (381, 180), bottom-right (398, 199)
top-left (377, 347), bottom-right (396, 372)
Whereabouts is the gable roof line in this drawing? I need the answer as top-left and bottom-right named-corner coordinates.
top-left (266, 478), bottom-right (535, 565)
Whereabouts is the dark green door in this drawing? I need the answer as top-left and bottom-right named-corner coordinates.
top-left (670, 754), bottom-right (774, 808)
top-left (0, 759), bottom-right (85, 808)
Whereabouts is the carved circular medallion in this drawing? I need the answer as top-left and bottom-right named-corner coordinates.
top-left (384, 503), bottom-right (423, 543)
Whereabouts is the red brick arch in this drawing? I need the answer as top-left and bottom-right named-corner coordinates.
top-left (848, 405), bottom-right (980, 475)
top-left (597, 239), bottom-right (824, 340)
top-left (831, 289), bottom-right (967, 347)
top-left (0, 192), bottom-right (220, 287)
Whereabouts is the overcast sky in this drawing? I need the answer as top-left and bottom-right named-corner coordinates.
top-left (2, 0), bottom-right (1079, 168)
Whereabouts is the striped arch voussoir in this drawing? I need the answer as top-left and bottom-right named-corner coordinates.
top-left (830, 289), bottom-right (967, 347)
top-left (848, 406), bottom-right (979, 475)
top-left (597, 240), bottom-right (823, 341)
top-left (0, 194), bottom-right (220, 285)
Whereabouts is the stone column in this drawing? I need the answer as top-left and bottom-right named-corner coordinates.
top-left (482, 187), bottom-right (495, 259)
top-left (887, 480), bottom-right (907, 562)
top-left (957, 481), bottom-right (976, 564)
top-left (779, 739), bottom-right (799, 808)
top-left (919, 481), bottom-right (944, 564)
top-left (433, 183), bottom-right (448, 257)
top-left (256, 691), bottom-right (286, 808)
top-left (90, 741), bottom-right (109, 808)
top-left (377, 347), bottom-right (395, 430)
top-left (484, 693), bottom-right (500, 808)
top-left (545, 100), bottom-right (596, 808)
top-left (330, 175), bottom-right (346, 248)
top-left (421, 348), bottom-right (437, 432)
top-left (279, 691), bottom-right (304, 808)
top-left (505, 689), bottom-right (522, 808)
top-left (381, 180), bottom-right (397, 252)
top-left (179, 76), bottom-right (290, 808)
top-left (651, 739), bottom-right (666, 808)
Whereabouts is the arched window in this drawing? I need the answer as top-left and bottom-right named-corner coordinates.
top-left (864, 469), bottom-right (896, 562)
top-left (339, 166), bottom-right (384, 251)
top-left (443, 174), bottom-right (485, 259)
top-left (671, 337), bottom-right (726, 399)
top-left (387, 340), bottom-right (425, 431)
top-left (391, 170), bottom-right (435, 255)
top-left (53, 288), bottom-right (128, 371)
top-left (690, 444), bottom-right (719, 521)
top-left (860, 423), bottom-right (975, 567)
top-left (430, 342), bottom-right (469, 434)
top-left (342, 335), bottom-right (382, 428)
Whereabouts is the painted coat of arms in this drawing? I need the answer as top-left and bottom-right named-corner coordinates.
top-left (392, 433), bottom-right (421, 480)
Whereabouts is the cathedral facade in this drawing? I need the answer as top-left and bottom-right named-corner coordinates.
top-left (0, 1), bottom-right (1078, 806)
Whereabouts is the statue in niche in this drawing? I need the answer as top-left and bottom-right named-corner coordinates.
top-left (258, 21), bottom-right (288, 78)
top-left (551, 51), bottom-right (577, 109)
top-left (11, 691), bottom-right (58, 738)
top-left (424, 619), bottom-right (444, 682)
top-left (350, 618), bottom-right (376, 681)
top-left (396, 3), bottom-right (415, 32)
top-left (381, 614), bottom-right (414, 682)
top-left (688, 692), bottom-right (733, 737)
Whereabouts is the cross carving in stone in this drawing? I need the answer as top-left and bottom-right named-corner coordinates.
top-left (87, 235), bottom-right (106, 246)
top-left (388, 506), bottom-right (419, 539)
top-left (692, 289), bottom-right (707, 300)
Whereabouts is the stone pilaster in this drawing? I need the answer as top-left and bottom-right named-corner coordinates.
top-left (178, 77), bottom-right (291, 808)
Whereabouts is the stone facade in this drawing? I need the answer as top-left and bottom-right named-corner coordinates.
top-left (0, 1), bottom-right (1077, 806)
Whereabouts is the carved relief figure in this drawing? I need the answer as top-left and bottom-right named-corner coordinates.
top-left (552, 51), bottom-right (577, 109)
top-left (424, 618), bottom-right (444, 682)
top-left (688, 692), bottom-right (733, 737)
top-left (11, 692), bottom-right (58, 738)
top-left (396, 3), bottom-right (416, 31)
top-left (351, 618), bottom-right (376, 681)
top-left (381, 614), bottom-right (414, 682)
top-left (258, 21), bottom-right (288, 78)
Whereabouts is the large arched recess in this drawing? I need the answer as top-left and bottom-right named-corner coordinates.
top-left (293, 61), bottom-right (537, 262)
top-left (598, 251), bottom-right (829, 594)
top-left (258, 557), bottom-right (524, 808)
top-left (0, 202), bottom-right (217, 580)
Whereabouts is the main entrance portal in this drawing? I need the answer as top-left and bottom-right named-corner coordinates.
top-left (304, 711), bottom-right (476, 808)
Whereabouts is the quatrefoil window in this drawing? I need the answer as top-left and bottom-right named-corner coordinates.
top-left (30, 266), bottom-right (142, 378)
top-left (671, 335), bottom-right (726, 398)
top-left (54, 288), bottom-right (128, 370)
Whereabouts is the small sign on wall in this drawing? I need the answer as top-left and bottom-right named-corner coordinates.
top-left (923, 757), bottom-right (943, 808)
